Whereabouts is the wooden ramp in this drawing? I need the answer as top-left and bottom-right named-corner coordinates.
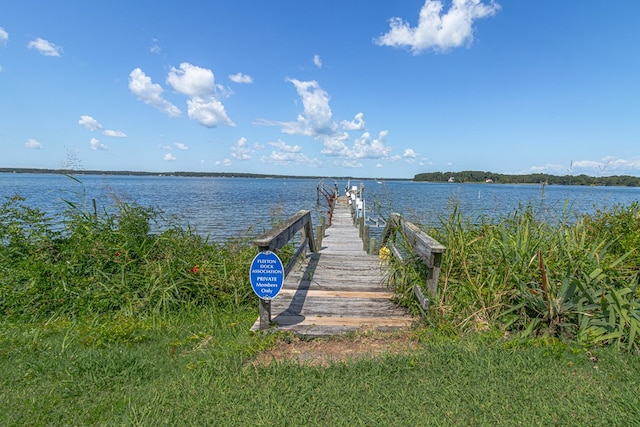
top-left (251, 197), bottom-right (413, 336)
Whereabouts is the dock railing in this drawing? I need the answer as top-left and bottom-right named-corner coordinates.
top-left (251, 183), bottom-right (344, 331)
top-left (253, 210), bottom-right (319, 329)
top-left (316, 179), bottom-right (339, 226)
top-left (380, 213), bottom-right (446, 316)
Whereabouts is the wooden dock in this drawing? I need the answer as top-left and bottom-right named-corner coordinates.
top-left (251, 197), bottom-right (413, 336)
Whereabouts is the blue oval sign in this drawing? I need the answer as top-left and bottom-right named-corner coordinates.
top-left (249, 251), bottom-right (284, 300)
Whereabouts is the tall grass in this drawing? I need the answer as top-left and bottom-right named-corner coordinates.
top-left (385, 201), bottom-right (640, 351)
top-left (0, 192), bottom-right (257, 321)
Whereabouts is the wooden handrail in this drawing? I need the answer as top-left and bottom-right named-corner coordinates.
top-left (381, 213), bottom-right (446, 316)
top-left (253, 210), bottom-right (318, 329)
top-left (316, 180), bottom-right (338, 226)
top-left (254, 210), bottom-right (317, 253)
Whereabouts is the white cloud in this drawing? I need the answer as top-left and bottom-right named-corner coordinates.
top-left (163, 153), bottom-right (177, 161)
top-left (0, 27), bottom-right (8, 46)
top-left (256, 77), bottom-right (394, 163)
top-left (561, 157), bottom-right (640, 175)
top-left (27, 37), bottom-right (63, 56)
top-left (129, 68), bottom-right (181, 117)
top-left (403, 148), bottom-right (418, 158)
top-left (601, 157), bottom-right (640, 171)
top-left (231, 137), bottom-right (252, 160)
top-left (313, 54), bottom-right (322, 68)
top-left (186, 96), bottom-right (234, 127)
top-left (419, 157), bottom-right (433, 167)
top-left (25, 139), bottom-right (42, 149)
top-left (341, 112), bottom-right (365, 131)
top-left (260, 139), bottom-right (320, 166)
top-left (103, 129), bottom-right (127, 137)
top-left (375, 0), bottom-right (500, 54)
top-left (1, 27), bottom-right (8, 69)
top-left (79, 115), bottom-right (102, 131)
top-left (570, 160), bottom-right (601, 170)
top-left (334, 159), bottom-right (363, 169)
top-left (320, 133), bottom-right (351, 157)
top-left (262, 150), bottom-right (320, 167)
top-left (165, 62), bottom-right (234, 128)
top-left (215, 158), bottom-right (232, 167)
top-left (89, 138), bottom-right (108, 151)
top-left (174, 142), bottom-right (189, 151)
top-left (269, 139), bottom-right (302, 153)
top-left (352, 130), bottom-right (392, 159)
top-left (262, 78), bottom-right (337, 137)
top-left (167, 63), bottom-right (215, 97)
top-left (79, 115), bottom-right (126, 137)
top-left (150, 38), bottom-right (161, 54)
top-left (229, 73), bottom-right (254, 84)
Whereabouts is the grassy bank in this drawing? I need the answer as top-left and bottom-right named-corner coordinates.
top-left (1, 190), bottom-right (639, 425)
top-left (2, 311), bottom-right (639, 426)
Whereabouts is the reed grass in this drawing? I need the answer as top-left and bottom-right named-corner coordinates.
top-left (0, 193), bottom-right (257, 320)
top-left (385, 201), bottom-right (640, 351)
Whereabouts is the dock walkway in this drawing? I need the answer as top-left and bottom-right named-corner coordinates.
top-left (251, 197), bottom-right (413, 336)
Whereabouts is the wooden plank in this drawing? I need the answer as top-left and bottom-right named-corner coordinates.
top-left (251, 197), bottom-right (414, 336)
top-left (271, 298), bottom-right (407, 316)
top-left (277, 289), bottom-right (395, 299)
top-left (273, 316), bottom-right (413, 328)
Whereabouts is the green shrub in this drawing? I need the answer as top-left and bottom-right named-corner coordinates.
top-left (0, 192), bottom-right (257, 320)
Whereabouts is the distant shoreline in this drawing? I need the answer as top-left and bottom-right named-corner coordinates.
top-left (2, 168), bottom-right (640, 187)
top-left (414, 171), bottom-right (640, 187)
top-left (0, 168), bottom-right (398, 181)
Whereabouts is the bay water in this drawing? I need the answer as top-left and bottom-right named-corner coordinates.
top-left (1, 173), bottom-right (639, 241)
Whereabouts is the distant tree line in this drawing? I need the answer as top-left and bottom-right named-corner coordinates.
top-left (0, 168), bottom-right (388, 182)
top-left (0, 168), bottom-right (340, 180)
top-left (414, 171), bottom-right (640, 187)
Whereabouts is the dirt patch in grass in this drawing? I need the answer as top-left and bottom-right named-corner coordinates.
top-left (252, 331), bottom-right (421, 367)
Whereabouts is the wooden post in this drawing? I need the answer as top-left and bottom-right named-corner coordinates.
top-left (363, 225), bottom-right (370, 252)
top-left (427, 252), bottom-right (443, 297)
top-left (370, 237), bottom-right (377, 255)
top-left (304, 220), bottom-right (317, 253)
top-left (259, 298), bottom-right (271, 329)
top-left (315, 224), bottom-right (323, 249)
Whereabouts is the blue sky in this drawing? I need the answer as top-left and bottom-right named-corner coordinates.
top-left (1, 1), bottom-right (639, 179)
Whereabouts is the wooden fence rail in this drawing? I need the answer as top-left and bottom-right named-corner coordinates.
top-left (380, 213), bottom-right (446, 316)
top-left (253, 210), bottom-right (318, 329)
top-left (252, 184), bottom-right (338, 330)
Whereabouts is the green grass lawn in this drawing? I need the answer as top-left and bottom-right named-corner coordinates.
top-left (2, 190), bottom-right (640, 425)
top-left (2, 308), bottom-right (639, 426)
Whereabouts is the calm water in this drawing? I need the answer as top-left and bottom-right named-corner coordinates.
top-left (1, 173), bottom-right (639, 240)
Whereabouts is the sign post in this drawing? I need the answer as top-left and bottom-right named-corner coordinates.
top-left (249, 251), bottom-right (285, 329)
